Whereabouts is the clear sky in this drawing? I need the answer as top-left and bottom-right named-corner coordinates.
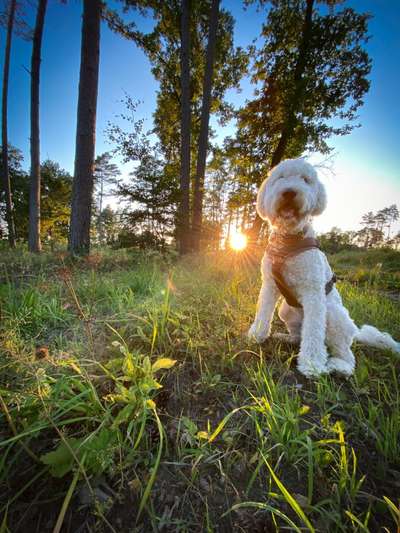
top-left (1, 0), bottom-right (399, 234)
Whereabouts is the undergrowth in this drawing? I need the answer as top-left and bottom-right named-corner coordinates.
top-left (0, 247), bottom-right (399, 532)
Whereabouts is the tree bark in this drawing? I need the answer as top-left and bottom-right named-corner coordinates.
top-left (178, 0), bottom-right (191, 255)
top-left (69, 0), bottom-right (101, 255)
top-left (191, 0), bottom-right (220, 252)
top-left (28, 0), bottom-right (47, 253)
top-left (1, 0), bottom-right (17, 248)
top-left (98, 174), bottom-right (104, 243)
top-left (270, 0), bottom-right (314, 167)
top-left (249, 0), bottom-right (314, 244)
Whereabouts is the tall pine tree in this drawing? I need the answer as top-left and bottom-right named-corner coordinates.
top-left (1, 0), bottom-right (17, 247)
top-left (69, 0), bottom-right (102, 255)
top-left (178, 0), bottom-right (191, 254)
top-left (28, 0), bottom-right (48, 252)
top-left (191, 0), bottom-right (220, 252)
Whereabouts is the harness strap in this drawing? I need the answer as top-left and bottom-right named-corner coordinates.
top-left (271, 262), bottom-right (302, 308)
top-left (267, 236), bottom-right (336, 308)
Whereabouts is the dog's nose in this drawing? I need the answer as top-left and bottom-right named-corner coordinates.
top-left (282, 189), bottom-right (296, 200)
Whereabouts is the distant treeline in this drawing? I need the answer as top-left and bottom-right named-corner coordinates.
top-left (1, 144), bottom-right (398, 253)
top-left (319, 206), bottom-right (400, 253)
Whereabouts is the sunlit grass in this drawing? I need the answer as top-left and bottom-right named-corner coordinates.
top-left (0, 247), bottom-right (399, 531)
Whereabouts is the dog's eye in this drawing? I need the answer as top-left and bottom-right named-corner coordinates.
top-left (301, 175), bottom-right (310, 184)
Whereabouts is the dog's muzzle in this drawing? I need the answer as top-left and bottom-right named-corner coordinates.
top-left (277, 189), bottom-right (301, 218)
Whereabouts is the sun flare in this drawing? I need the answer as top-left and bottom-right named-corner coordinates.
top-left (229, 231), bottom-right (248, 251)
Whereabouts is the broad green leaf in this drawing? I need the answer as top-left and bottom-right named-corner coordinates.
top-left (123, 353), bottom-right (136, 379)
top-left (41, 438), bottom-right (83, 478)
top-left (112, 403), bottom-right (136, 428)
top-left (152, 358), bottom-right (177, 372)
top-left (143, 356), bottom-right (152, 374)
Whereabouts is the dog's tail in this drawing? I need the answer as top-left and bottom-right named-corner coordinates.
top-left (355, 325), bottom-right (400, 354)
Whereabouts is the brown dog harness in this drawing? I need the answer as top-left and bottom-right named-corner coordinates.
top-left (266, 234), bottom-right (336, 308)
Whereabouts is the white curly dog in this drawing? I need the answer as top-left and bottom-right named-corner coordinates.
top-left (248, 158), bottom-right (400, 377)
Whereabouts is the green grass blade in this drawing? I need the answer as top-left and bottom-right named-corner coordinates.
top-left (383, 496), bottom-right (400, 527)
top-left (53, 454), bottom-right (85, 533)
top-left (136, 407), bottom-right (164, 520)
top-left (306, 436), bottom-right (314, 505)
top-left (344, 510), bottom-right (370, 532)
top-left (261, 452), bottom-right (315, 533)
top-left (207, 405), bottom-right (251, 443)
top-left (223, 502), bottom-right (303, 532)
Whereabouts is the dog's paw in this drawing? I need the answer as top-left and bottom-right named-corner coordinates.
top-left (297, 356), bottom-right (328, 378)
top-left (326, 357), bottom-right (354, 377)
top-left (248, 322), bottom-right (269, 344)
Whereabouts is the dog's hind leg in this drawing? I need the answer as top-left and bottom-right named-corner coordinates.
top-left (326, 301), bottom-right (357, 376)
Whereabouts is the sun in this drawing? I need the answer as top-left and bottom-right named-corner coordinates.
top-left (229, 231), bottom-right (248, 251)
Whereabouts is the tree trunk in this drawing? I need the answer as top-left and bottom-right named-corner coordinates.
top-left (178, 0), bottom-right (191, 255)
top-left (28, 0), bottom-right (47, 253)
top-left (270, 0), bottom-right (314, 167)
top-left (191, 0), bottom-right (220, 252)
top-left (248, 0), bottom-right (314, 244)
top-left (98, 175), bottom-right (104, 243)
top-left (69, 0), bottom-right (101, 255)
top-left (1, 0), bottom-right (17, 248)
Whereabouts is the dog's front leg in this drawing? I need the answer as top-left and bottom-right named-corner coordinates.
top-left (297, 291), bottom-right (328, 377)
top-left (248, 277), bottom-right (279, 343)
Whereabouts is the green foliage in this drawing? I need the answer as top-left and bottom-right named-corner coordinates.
top-left (116, 149), bottom-right (178, 243)
top-left (103, 340), bottom-right (175, 417)
top-left (230, 0), bottom-right (371, 190)
top-left (106, 97), bottom-right (178, 245)
top-left (319, 226), bottom-right (357, 254)
top-left (93, 152), bottom-right (121, 245)
top-left (108, 0), bottom-right (248, 156)
top-left (41, 437), bottom-right (88, 478)
top-left (0, 148), bottom-right (72, 245)
top-left (96, 205), bottom-right (120, 245)
top-left (38, 342), bottom-right (176, 479)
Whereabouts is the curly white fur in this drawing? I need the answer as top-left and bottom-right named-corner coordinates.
top-left (248, 158), bottom-right (400, 377)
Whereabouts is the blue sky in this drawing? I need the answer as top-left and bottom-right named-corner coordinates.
top-left (1, 0), bottom-right (399, 233)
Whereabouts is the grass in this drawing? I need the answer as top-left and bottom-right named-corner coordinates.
top-left (329, 247), bottom-right (400, 291)
top-left (0, 246), bottom-right (399, 532)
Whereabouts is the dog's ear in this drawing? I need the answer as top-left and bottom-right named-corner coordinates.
top-left (312, 181), bottom-right (327, 215)
top-left (256, 178), bottom-right (270, 221)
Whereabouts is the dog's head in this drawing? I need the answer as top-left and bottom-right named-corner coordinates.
top-left (256, 158), bottom-right (327, 232)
